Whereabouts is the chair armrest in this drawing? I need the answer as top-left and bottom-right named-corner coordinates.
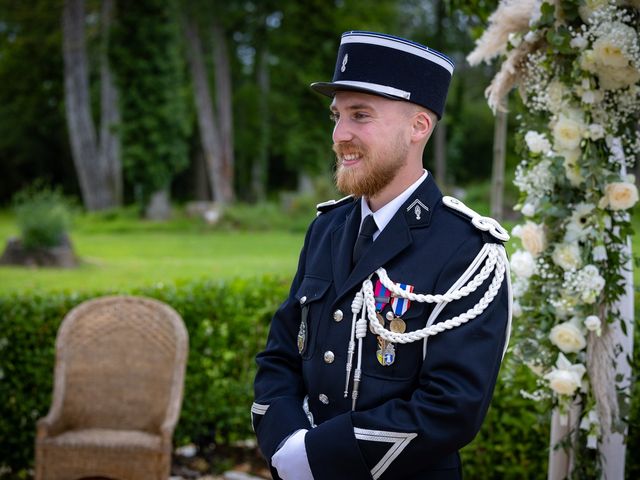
top-left (36, 413), bottom-right (63, 439)
top-left (160, 423), bottom-right (176, 450)
top-left (36, 398), bottom-right (67, 439)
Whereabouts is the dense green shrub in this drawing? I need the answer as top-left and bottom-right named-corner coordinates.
top-left (12, 185), bottom-right (74, 249)
top-left (0, 279), bottom-right (638, 478)
top-left (0, 276), bottom-right (289, 476)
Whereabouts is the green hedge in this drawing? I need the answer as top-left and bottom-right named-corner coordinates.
top-left (0, 279), bottom-right (638, 478)
top-left (0, 277), bottom-right (288, 475)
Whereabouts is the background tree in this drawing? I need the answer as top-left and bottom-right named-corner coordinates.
top-left (0, 0), bottom-right (72, 204)
top-left (182, 0), bottom-right (237, 205)
top-left (111, 0), bottom-right (191, 218)
top-left (62, 0), bottom-right (121, 211)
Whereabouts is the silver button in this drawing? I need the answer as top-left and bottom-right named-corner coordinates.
top-left (386, 311), bottom-right (395, 321)
top-left (300, 296), bottom-right (307, 305)
top-left (333, 309), bottom-right (343, 322)
top-left (319, 394), bottom-right (329, 404)
top-left (323, 351), bottom-right (335, 364)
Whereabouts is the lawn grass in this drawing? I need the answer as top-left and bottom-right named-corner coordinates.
top-left (1, 205), bottom-right (638, 295)
top-left (0, 211), bottom-right (305, 293)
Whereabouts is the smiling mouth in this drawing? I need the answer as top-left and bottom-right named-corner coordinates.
top-left (341, 153), bottom-right (362, 166)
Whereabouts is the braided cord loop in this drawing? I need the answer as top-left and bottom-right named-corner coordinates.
top-left (364, 243), bottom-right (506, 344)
top-left (376, 245), bottom-right (498, 304)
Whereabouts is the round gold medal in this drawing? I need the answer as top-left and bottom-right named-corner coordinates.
top-left (390, 318), bottom-right (406, 333)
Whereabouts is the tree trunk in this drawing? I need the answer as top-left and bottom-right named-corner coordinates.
top-left (62, 0), bottom-right (116, 210)
top-left (183, 15), bottom-right (227, 205)
top-left (145, 188), bottom-right (172, 220)
top-left (252, 44), bottom-right (270, 202)
top-left (99, 0), bottom-right (122, 206)
top-left (434, 122), bottom-right (446, 188)
top-left (193, 150), bottom-right (210, 201)
top-left (211, 17), bottom-right (235, 203)
top-left (491, 109), bottom-right (507, 221)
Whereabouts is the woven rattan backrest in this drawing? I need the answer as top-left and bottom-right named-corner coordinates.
top-left (54, 296), bottom-right (188, 432)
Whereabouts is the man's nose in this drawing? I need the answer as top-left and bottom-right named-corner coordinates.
top-left (332, 118), bottom-right (354, 144)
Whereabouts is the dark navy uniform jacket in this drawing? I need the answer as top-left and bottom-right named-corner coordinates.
top-left (253, 175), bottom-right (510, 479)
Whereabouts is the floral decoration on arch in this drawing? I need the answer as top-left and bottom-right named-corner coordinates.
top-left (469, 0), bottom-right (639, 475)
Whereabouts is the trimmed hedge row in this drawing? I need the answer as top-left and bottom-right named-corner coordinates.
top-left (0, 278), bottom-right (637, 478)
top-left (0, 277), bottom-right (288, 475)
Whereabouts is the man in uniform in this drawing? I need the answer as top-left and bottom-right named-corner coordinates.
top-left (252, 31), bottom-right (512, 480)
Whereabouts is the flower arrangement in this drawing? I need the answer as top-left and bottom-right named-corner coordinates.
top-left (468, 0), bottom-right (639, 475)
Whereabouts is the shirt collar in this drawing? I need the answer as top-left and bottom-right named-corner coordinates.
top-left (360, 170), bottom-right (428, 241)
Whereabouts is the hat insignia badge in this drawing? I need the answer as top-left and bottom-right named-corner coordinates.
top-left (407, 199), bottom-right (429, 220)
top-left (341, 53), bottom-right (349, 72)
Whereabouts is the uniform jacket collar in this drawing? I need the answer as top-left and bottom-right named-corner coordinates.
top-left (331, 174), bottom-right (443, 303)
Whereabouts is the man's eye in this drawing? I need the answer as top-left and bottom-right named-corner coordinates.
top-left (354, 112), bottom-right (369, 120)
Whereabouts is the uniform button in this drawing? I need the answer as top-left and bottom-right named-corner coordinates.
top-left (386, 311), bottom-right (395, 321)
top-left (333, 309), bottom-right (343, 322)
top-left (323, 351), bottom-right (335, 364)
top-left (319, 394), bottom-right (329, 404)
top-left (300, 296), bottom-right (307, 305)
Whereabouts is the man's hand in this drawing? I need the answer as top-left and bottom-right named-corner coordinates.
top-left (272, 429), bottom-right (314, 480)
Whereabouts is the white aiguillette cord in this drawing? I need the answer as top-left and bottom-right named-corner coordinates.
top-left (345, 242), bottom-right (508, 410)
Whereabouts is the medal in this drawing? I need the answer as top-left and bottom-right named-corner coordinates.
top-left (382, 342), bottom-right (396, 366)
top-left (374, 280), bottom-right (391, 311)
top-left (390, 317), bottom-right (406, 333)
top-left (390, 283), bottom-right (414, 317)
top-left (376, 336), bottom-right (396, 366)
top-left (297, 319), bottom-right (307, 354)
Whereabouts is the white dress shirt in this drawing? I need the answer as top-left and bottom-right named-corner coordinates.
top-left (360, 170), bottom-right (429, 240)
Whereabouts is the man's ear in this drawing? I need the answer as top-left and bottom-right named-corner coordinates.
top-left (410, 110), bottom-right (435, 143)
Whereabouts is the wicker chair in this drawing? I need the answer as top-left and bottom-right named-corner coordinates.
top-left (35, 295), bottom-right (189, 480)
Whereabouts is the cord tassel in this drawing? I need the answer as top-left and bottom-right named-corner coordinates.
top-left (344, 290), bottom-right (363, 397)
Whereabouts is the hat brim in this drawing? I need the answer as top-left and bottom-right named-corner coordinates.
top-left (310, 81), bottom-right (403, 101)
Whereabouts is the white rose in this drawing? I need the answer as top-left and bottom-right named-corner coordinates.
top-left (584, 315), bottom-right (602, 334)
top-left (546, 369), bottom-right (582, 395)
top-left (544, 353), bottom-right (587, 396)
top-left (552, 243), bottom-right (582, 270)
top-left (525, 131), bottom-right (552, 154)
top-left (597, 65), bottom-right (640, 90)
top-left (517, 222), bottom-right (547, 257)
top-left (553, 115), bottom-right (585, 151)
top-left (601, 182), bottom-right (639, 210)
top-left (593, 35), bottom-right (630, 68)
top-left (511, 250), bottom-right (536, 278)
top-left (549, 318), bottom-right (587, 353)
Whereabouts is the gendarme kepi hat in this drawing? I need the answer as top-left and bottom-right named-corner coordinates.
top-left (310, 31), bottom-right (454, 119)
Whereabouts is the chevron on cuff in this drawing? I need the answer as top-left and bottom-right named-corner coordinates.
top-left (354, 427), bottom-right (417, 479)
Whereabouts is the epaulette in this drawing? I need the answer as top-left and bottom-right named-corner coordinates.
top-left (442, 196), bottom-right (510, 242)
top-left (316, 195), bottom-right (355, 216)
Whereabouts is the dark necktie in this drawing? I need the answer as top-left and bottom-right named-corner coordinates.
top-left (352, 214), bottom-right (378, 267)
